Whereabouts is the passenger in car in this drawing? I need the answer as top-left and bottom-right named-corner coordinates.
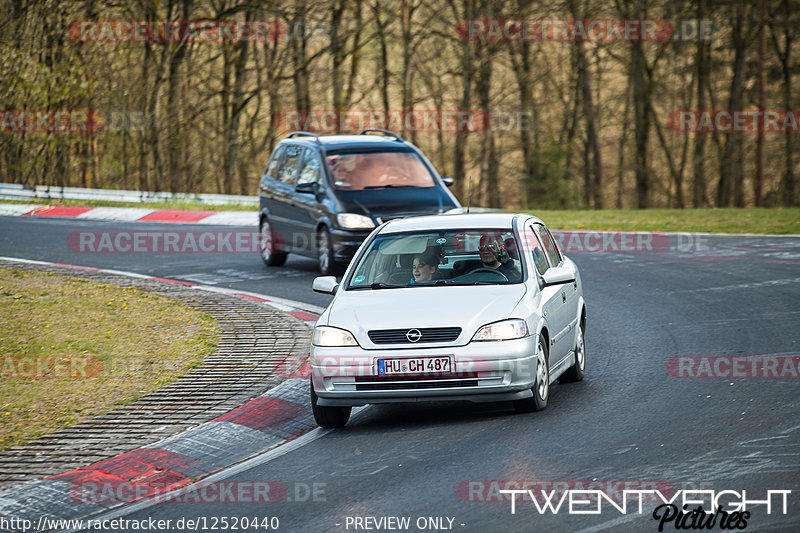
top-left (411, 247), bottom-right (443, 283)
top-left (477, 234), bottom-right (521, 281)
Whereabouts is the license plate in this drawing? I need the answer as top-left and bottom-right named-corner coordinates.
top-left (377, 357), bottom-right (452, 375)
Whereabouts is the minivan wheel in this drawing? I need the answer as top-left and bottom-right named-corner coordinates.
top-left (513, 336), bottom-right (549, 413)
top-left (317, 227), bottom-right (339, 275)
top-left (260, 218), bottom-right (287, 266)
top-left (559, 319), bottom-right (585, 383)
top-left (310, 380), bottom-right (351, 428)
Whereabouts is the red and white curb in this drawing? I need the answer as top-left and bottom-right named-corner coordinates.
top-left (0, 257), bottom-right (321, 531)
top-left (0, 203), bottom-right (257, 226)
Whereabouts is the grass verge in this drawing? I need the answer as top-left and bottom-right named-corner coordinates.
top-left (2, 199), bottom-right (798, 234)
top-left (0, 268), bottom-right (218, 450)
top-left (527, 207), bottom-right (800, 234)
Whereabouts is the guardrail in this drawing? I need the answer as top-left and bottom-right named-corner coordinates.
top-left (0, 182), bottom-right (258, 206)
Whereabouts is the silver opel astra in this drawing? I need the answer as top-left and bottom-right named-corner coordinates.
top-left (310, 213), bottom-right (586, 428)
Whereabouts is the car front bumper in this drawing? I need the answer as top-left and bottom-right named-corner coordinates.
top-left (310, 335), bottom-right (539, 407)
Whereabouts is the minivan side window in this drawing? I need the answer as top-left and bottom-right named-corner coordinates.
top-left (533, 224), bottom-right (561, 267)
top-left (265, 146), bottom-right (284, 179)
top-left (297, 148), bottom-right (322, 188)
top-left (278, 145), bottom-right (302, 185)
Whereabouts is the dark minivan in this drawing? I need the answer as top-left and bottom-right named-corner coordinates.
top-left (258, 129), bottom-right (460, 274)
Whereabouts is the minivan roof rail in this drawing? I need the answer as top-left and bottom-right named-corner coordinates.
top-left (287, 131), bottom-right (322, 143)
top-left (360, 129), bottom-right (405, 142)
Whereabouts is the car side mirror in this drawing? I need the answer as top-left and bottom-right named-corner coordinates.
top-left (295, 182), bottom-right (316, 194)
top-left (312, 276), bottom-right (339, 295)
top-left (441, 176), bottom-right (455, 187)
top-left (540, 267), bottom-right (576, 287)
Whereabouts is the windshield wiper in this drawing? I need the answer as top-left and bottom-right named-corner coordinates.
top-left (349, 282), bottom-right (404, 290)
top-left (443, 281), bottom-right (501, 286)
top-left (362, 184), bottom-right (415, 189)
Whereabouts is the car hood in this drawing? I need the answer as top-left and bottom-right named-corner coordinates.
top-left (335, 187), bottom-right (457, 221)
top-left (326, 284), bottom-right (527, 347)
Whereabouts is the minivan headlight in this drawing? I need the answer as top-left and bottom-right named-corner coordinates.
top-left (472, 319), bottom-right (528, 341)
top-left (337, 213), bottom-right (375, 229)
top-left (313, 326), bottom-right (359, 347)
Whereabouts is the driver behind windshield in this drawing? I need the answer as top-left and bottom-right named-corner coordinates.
top-left (478, 234), bottom-right (521, 281)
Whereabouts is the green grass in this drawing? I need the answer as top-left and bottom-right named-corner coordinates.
top-left (0, 268), bottom-right (218, 450)
top-left (524, 208), bottom-right (800, 234)
top-left (3, 198), bottom-right (798, 233)
top-left (1, 198), bottom-right (256, 211)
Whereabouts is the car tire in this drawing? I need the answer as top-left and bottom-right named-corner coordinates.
top-left (310, 380), bottom-right (351, 428)
top-left (514, 336), bottom-right (549, 413)
top-left (317, 227), bottom-right (341, 276)
top-left (559, 318), bottom-right (586, 383)
top-left (260, 217), bottom-right (287, 267)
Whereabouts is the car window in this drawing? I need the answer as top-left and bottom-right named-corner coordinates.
top-left (325, 151), bottom-right (435, 190)
top-left (346, 229), bottom-right (523, 289)
top-left (278, 144), bottom-right (302, 185)
top-left (265, 146), bottom-right (285, 179)
top-left (533, 223), bottom-right (561, 267)
top-left (297, 148), bottom-right (322, 187)
top-left (525, 225), bottom-right (549, 275)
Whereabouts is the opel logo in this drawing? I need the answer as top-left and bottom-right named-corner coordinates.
top-left (406, 329), bottom-right (422, 343)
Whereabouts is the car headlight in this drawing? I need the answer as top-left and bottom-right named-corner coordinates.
top-left (313, 326), bottom-right (359, 347)
top-left (337, 213), bottom-right (375, 230)
top-left (472, 319), bottom-right (528, 342)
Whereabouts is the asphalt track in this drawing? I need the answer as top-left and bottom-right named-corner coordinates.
top-left (1, 215), bottom-right (799, 532)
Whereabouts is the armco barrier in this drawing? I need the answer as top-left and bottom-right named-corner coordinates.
top-left (0, 182), bottom-right (257, 206)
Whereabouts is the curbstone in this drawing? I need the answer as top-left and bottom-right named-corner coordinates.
top-left (0, 258), bottom-right (320, 530)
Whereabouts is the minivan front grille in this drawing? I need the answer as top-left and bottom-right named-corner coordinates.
top-left (368, 327), bottom-right (461, 344)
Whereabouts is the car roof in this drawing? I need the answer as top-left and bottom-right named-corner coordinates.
top-left (280, 134), bottom-right (411, 152)
top-left (380, 213), bottom-right (544, 233)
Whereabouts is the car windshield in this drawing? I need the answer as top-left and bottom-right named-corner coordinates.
top-left (326, 151), bottom-right (435, 190)
top-left (347, 229), bottom-right (523, 289)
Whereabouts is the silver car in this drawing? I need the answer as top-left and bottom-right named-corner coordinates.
top-left (309, 213), bottom-right (586, 428)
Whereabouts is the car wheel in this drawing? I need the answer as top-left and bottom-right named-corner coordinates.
top-left (559, 319), bottom-right (585, 383)
top-left (514, 336), bottom-right (549, 413)
top-left (260, 217), bottom-right (287, 266)
top-left (310, 380), bottom-right (351, 428)
top-left (317, 227), bottom-right (340, 275)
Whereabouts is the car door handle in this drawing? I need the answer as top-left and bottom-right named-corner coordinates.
top-left (562, 292), bottom-right (566, 303)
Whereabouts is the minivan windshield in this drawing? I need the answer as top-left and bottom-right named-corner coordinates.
top-left (347, 229), bottom-right (523, 289)
top-left (326, 151), bottom-right (435, 190)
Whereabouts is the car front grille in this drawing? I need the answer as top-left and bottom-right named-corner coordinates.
top-left (368, 327), bottom-right (462, 344)
top-left (355, 379), bottom-right (480, 391)
top-left (330, 372), bottom-right (506, 392)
